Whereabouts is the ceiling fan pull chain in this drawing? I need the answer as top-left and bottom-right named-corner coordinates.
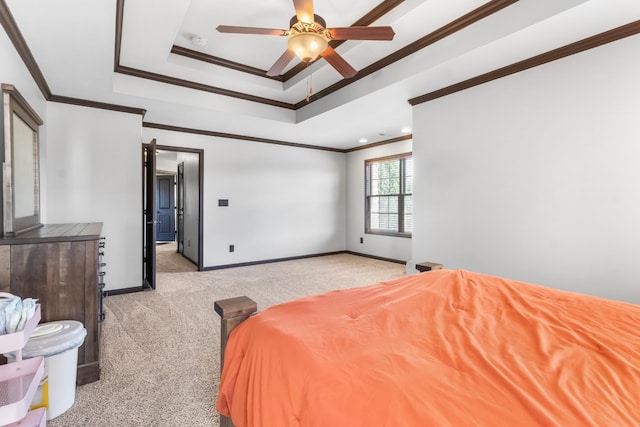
top-left (306, 61), bottom-right (314, 102)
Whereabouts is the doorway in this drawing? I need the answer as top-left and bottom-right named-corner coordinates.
top-left (142, 143), bottom-right (204, 289)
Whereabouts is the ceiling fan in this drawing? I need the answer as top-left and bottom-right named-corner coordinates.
top-left (216, 0), bottom-right (395, 78)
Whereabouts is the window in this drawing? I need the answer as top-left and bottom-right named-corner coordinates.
top-left (365, 153), bottom-right (412, 237)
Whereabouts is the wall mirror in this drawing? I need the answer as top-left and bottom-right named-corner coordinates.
top-left (1, 83), bottom-right (42, 236)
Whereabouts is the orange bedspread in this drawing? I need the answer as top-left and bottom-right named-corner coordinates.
top-left (217, 270), bottom-right (640, 426)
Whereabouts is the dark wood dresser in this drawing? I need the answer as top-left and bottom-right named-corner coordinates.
top-left (0, 223), bottom-right (104, 385)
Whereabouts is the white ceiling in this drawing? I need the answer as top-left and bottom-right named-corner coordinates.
top-left (5, 0), bottom-right (640, 150)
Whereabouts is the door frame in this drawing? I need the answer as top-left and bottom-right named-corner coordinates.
top-left (141, 144), bottom-right (204, 280)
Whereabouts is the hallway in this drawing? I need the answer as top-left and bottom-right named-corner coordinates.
top-left (156, 242), bottom-right (198, 273)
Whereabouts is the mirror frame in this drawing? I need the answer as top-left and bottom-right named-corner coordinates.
top-left (2, 83), bottom-right (43, 236)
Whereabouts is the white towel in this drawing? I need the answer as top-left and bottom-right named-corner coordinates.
top-left (0, 295), bottom-right (38, 334)
top-left (4, 296), bottom-right (22, 333)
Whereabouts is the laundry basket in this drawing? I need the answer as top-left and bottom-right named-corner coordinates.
top-left (6, 320), bottom-right (87, 420)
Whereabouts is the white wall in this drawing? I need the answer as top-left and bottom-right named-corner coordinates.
top-left (412, 35), bottom-right (640, 304)
top-left (346, 141), bottom-right (413, 262)
top-left (45, 103), bottom-right (143, 290)
top-left (156, 151), bottom-right (178, 173)
top-left (142, 128), bottom-right (347, 267)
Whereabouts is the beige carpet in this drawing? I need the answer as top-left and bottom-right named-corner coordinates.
top-left (156, 242), bottom-right (198, 273)
top-left (48, 254), bottom-right (405, 426)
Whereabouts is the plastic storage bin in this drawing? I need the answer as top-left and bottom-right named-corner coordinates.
top-left (7, 320), bottom-right (86, 421)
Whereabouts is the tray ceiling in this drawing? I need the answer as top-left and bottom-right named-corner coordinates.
top-left (4, 0), bottom-right (640, 150)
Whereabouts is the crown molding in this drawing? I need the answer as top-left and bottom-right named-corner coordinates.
top-left (409, 20), bottom-right (640, 106)
top-left (170, 45), bottom-right (285, 81)
top-left (49, 94), bottom-right (147, 116)
top-left (1, 0), bottom-right (146, 115)
top-left (345, 134), bottom-right (412, 152)
top-left (143, 121), bottom-right (412, 153)
top-left (115, 65), bottom-right (295, 109)
top-left (143, 121), bottom-right (346, 153)
top-left (0, 0), bottom-right (51, 98)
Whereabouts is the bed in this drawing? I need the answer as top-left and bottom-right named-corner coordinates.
top-left (214, 269), bottom-right (640, 427)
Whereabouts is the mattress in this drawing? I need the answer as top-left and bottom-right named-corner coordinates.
top-left (217, 269), bottom-right (640, 426)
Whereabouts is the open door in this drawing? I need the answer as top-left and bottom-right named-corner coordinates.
top-left (143, 139), bottom-right (157, 289)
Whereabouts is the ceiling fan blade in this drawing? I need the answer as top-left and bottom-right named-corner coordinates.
top-left (266, 49), bottom-right (296, 76)
top-left (329, 26), bottom-right (395, 41)
top-left (216, 25), bottom-right (287, 36)
top-left (320, 46), bottom-right (356, 79)
top-left (292, 0), bottom-right (314, 23)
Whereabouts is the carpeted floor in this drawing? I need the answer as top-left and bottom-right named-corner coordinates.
top-left (48, 254), bottom-right (405, 426)
top-left (156, 242), bottom-right (198, 273)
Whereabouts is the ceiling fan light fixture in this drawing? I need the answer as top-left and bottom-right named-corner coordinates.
top-left (288, 32), bottom-right (328, 62)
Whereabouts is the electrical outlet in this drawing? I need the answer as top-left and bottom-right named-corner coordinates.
top-left (360, 237), bottom-right (364, 244)
top-left (229, 244), bottom-right (234, 252)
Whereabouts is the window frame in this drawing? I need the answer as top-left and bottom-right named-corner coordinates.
top-left (364, 152), bottom-right (412, 238)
